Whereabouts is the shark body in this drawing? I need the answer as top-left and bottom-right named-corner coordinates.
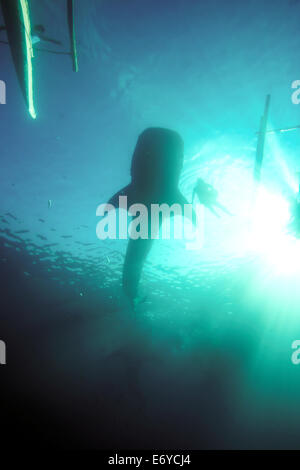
top-left (108, 127), bottom-right (194, 303)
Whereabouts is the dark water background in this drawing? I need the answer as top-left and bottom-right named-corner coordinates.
top-left (1, 0), bottom-right (300, 449)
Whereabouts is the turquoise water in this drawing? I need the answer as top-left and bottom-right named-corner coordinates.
top-left (1, 0), bottom-right (300, 449)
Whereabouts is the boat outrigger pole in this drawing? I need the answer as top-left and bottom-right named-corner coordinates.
top-left (254, 94), bottom-right (271, 183)
top-left (67, 0), bottom-right (78, 72)
top-left (0, 0), bottom-right (36, 119)
top-left (257, 124), bottom-right (300, 135)
top-left (0, 0), bottom-right (79, 118)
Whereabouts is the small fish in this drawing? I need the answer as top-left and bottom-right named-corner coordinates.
top-left (39, 218), bottom-right (45, 223)
top-left (5, 212), bottom-right (17, 220)
top-left (61, 235), bottom-right (72, 239)
top-left (48, 200), bottom-right (52, 209)
top-left (37, 234), bottom-right (47, 240)
top-left (15, 230), bottom-right (29, 234)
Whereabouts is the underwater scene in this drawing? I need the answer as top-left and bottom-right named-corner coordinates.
top-left (1, 0), bottom-right (300, 452)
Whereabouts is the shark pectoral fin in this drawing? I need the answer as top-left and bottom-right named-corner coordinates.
top-left (172, 191), bottom-right (197, 226)
top-left (107, 184), bottom-right (134, 209)
top-left (122, 237), bottom-right (154, 302)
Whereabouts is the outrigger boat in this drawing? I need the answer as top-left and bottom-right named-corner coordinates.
top-left (0, 0), bottom-right (78, 119)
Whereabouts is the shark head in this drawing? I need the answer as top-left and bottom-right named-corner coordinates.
top-left (130, 127), bottom-right (184, 197)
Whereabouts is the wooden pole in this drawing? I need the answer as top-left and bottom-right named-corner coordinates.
top-left (67, 0), bottom-right (78, 72)
top-left (254, 94), bottom-right (271, 183)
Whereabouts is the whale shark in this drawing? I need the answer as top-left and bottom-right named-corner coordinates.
top-left (107, 127), bottom-right (195, 304)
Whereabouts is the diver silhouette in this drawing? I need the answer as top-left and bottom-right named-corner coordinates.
top-left (192, 178), bottom-right (233, 218)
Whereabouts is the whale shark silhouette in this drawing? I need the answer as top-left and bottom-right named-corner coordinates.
top-left (107, 127), bottom-right (195, 303)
